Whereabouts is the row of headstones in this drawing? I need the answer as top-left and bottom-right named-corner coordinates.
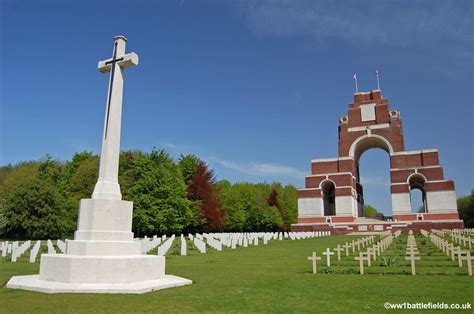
top-left (308, 231), bottom-right (402, 275)
top-left (1, 240), bottom-right (31, 262)
top-left (138, 231), bottom-right (331, 257)
top-left (185, 231), bottom-right (331, 256)
top-left (447, 230), bottom-right (474, 249)
top-left (353, 231), bottom-right (401, 275)
top-left (189, 231), bottom-right (329, 255)
top-left (447, 228), bottom-right (474, 236)
top-left (307, 233), bottom-right (395, 274)
top-left (0, 240), bottom-right (47, 263)
top-left (422, 229), bottom-right (473, 276)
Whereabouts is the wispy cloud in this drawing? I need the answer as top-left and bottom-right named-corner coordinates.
top-left (240, 0), bottom-right (473, 47)
top-left (208, 156), bottom-right (306, 179)
top-left (237, 0), bottom-right (473, 75)
top-left (159, 141), bottom-right (306, 180)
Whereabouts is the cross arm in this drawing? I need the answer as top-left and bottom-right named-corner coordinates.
top-left (98, 52), bottom-right (139, 73)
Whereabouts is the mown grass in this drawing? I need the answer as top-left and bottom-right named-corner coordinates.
top-left (0, 235), bottom-right (472, 313)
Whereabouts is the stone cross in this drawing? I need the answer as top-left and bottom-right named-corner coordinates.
top-left (322, 248), bottom-right (334, 266)
top-left (334, 245), bottom-right (344, 261)
top-left (451, 246), bottom-right (460, 262)
top-left (362, 251), bottom-right (372, 267)
top-left (355, 239), bottom-right (361, 251)
top-left (367, 247), bottom-right (376, 261)
top-left (343, 243), bottom-right (350, 256)
top-left (446, 243), bottom-right (453, 257)
top-left (461, 251), bottom-right (473, 276)
top-left (308, 252), bottom-right (321, 274)
top-left (373, 243), bottom-right (381, 256)
top-left (354, 252), bottom-right (369, 275)
top-left (405, 251), bottom-right (420, 276)
top-left (456, 249), bottom-right (466, 268)
top-left (92, 36), bottom-right (139, 200)
top-left (351, 240), bottom-right (356, 253)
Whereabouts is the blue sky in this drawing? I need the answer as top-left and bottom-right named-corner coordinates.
top-left (1, 0), bottom-right (473, 215)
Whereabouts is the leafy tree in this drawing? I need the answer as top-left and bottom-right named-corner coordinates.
top-left (119, 150), bottom-right (144, 201)
top-left (0, 161), bottom-right (40, 198)
top-left (216, 180), bottom-right (247, 232)
top-left (187, 161), bottom-right (225, 231)
top-left (277, 184), bottom-right (298, 228)
top-left (178, 154), bottom-right (200, 186)
top-left (129, 149), bottom-right (192, 236)
top-left (458, 194), bottom-right (474, 228)
top-left (2, 157), bottom-right (75, 239)
top-left (363, 204), bottom-right (379, 218)
top-left (66, 157), bottom-right (99, 201)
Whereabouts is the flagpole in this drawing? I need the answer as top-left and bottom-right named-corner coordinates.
top-left (353, 74), bottom-right (358, 93)
top-left (376, 70), bottom-right (381, 90)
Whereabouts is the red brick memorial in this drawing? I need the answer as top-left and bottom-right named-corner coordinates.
top-left (292, 89), bottom-right (463, 234)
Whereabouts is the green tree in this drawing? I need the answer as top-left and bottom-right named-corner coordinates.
top-left (2, 157), bottom-right (75, 239)
top-left (129, 149), bottom-right (192, 236)
top-left (458, 194), bottom-right (474, 228)
top-left (178, 154), bottom-right (200, 186)
top-left (216, 180), bottom-right (247, 232)
top-left (0, 161), bottom-right (40, 198)
top-left (363, 204), bottom-right (379, 218)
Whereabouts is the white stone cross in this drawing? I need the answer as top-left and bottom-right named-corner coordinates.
top-left (362, 251), bottom-right (372, 267)
top-left (92, 36), bottom-right (139, 200)
top-left (451, 246), bottom-right (461, 262)
top-left (461, 251), bottom-right (473, 276)
top-left (308, 252), bottom-right (321, 274)
top-left (405, 251), bottom-right (420, 276)
top-left (322, 248), bottom-right (334, 266)
top-left (334, 245), bottom-right (344, 261)
top-left (354, 252), bottom-right (370, 275)
top-left (456, 249), bottom-right (466, 268)
top-left (355, 239), bottom-right (361, 251)
top-left (343, 243), bottom-right (350, 256)
top-left (367, 247), bottom-right (376, 261)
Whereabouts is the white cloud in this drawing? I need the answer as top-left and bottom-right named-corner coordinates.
top-left (240, 0), bottom-right (473, 47)
top-left (159, 142), bottom-right (306, 180)
top-left (208, 156), bottom-right (306, 179)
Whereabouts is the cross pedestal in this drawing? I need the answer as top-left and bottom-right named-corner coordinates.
top-left (6, 36), bottom-right (192, 294)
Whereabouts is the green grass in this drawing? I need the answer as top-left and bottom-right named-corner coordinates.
top-left (1, 235), bottom-right (472, 313)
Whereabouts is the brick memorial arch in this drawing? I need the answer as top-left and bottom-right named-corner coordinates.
top-left (293, 89), bottom-right (463, 233)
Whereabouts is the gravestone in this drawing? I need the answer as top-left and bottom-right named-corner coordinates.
top-left (354, 252), bottom-right (369, 275)
top-left (405, 251), bottom-right (420, 276)
top-left (7, 36), bottom-right (192, 294)
top-left (461, 251), bottom-right (473, 276)
top-left (322, 248), bottom-right (334, 267)
top-left (343, 243), bottom-right (350, 256)
top-left (334, 245), bottom-right (343, 261)
top-left (307, 252), bottom-right (321, 274)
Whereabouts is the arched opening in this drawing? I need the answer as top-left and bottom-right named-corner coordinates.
top-left (408, 174), bottom-right (427, 213)
top-left (356, 147), bottom-right (392, 218)
top-left (321, 180), bottom-right (336, 216)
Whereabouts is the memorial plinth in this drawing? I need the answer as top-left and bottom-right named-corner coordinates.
top-left (7, 36), bottom-right (192, 294)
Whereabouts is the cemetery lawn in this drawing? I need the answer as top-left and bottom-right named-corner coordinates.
top-left (1, 235), bottom-right (472, 313)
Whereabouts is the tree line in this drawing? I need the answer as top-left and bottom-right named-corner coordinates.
top-left (0, 150), bottom-right (298, 239)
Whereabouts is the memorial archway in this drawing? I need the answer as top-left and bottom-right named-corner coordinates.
top-left (296, 89), bottom-right (459, 225)
top-left (354, 146), bottom-right (392, 218)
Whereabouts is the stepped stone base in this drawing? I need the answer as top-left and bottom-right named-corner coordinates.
top-left (7, 274), bottom-right (192, 294)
